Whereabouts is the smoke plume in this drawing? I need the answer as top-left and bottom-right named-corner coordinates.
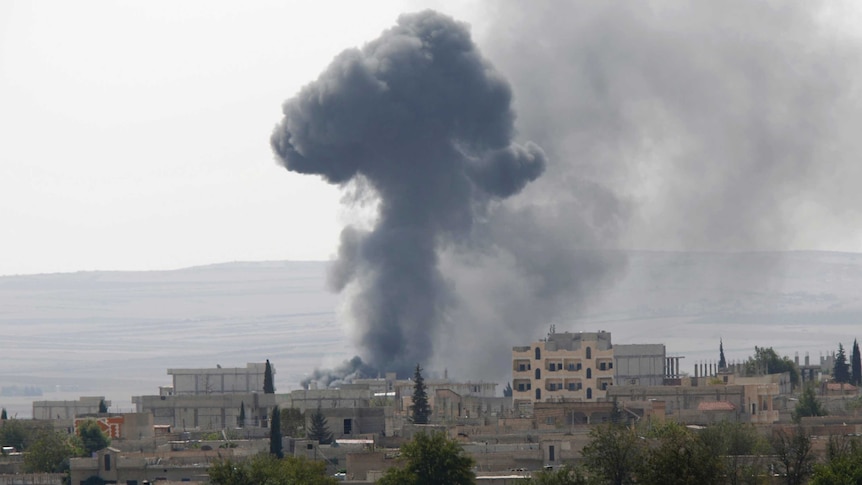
top-left (272, 11), bottom-right (546, 376)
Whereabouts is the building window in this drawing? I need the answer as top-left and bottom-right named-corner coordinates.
top-left (586, 388), bottom-right (592, 399)
top-left (343, 418), bottom-right (352, 435)
top-left (568, 363), bottom-right (575, 371)
top-left (568, 383), bottom-right (575, 391)
top-left (518, 383), bottom-right (526, 392)
top-left (586, 347), bottom-right (592, 359)
top-left (535, 347), bottom-right (541, 360)
top-left (601, 382), bottom-right (608, 390)
top-left (535, 389), bottom-right (542, 400)
top-left (600, 363), bottom-right (606, 371)
top-left (586, 368), bottom-right (592, 379)
top-left (104, 454), bottom-right (111, 471)
top-left (545, 417), bottom-right (555, 425)
top-left (535, 368), bottom-right (541, 380)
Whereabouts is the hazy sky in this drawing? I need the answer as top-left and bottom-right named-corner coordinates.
top-left (3, 1), bottom-right (862, 277)
top-left (0, 1), bottom-right (483, 275)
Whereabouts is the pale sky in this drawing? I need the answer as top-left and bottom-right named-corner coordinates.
top-left (4, 1), bottom-right (862, 277)
top-left (0, 0), bottom-right (483, 276)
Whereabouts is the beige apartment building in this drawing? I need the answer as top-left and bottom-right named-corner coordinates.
top-left (512, 330), bottom-right (667, 411)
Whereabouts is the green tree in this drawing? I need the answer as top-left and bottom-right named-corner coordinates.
top-left (0, 420), bottom-right (30, 451)
top-left (699, 421), bottom-right (770, 485)
top-left (719, 339), bottom-right (727, 369)
top-left (411, 364), bottom-right (431, 424)
top-left (238, 401), bottom-right (245, 428)
top-left (529, 465), bottom-right (588, 484)
top-left (581, 423), bottom-right (641, 485)
top-left (743, 346), bottom-right (800, 387)
top-left (264, 359), bottom-right (275, 394)
top-left (852, 340), bottom-right (861, 386)
top-left (307, 405), bottom-right (333, 445)
top-left (834, 343), bottom-right (851, 383)
top-left (78, 419), bottom-right (110, 455)
top-left (771, 426), bottom-right (814, 485)
top-left (281, 407), bottom-right (305, 438)
top-left (209, 453), bottom-right (337, 485)
top-left (23, 430), bottom-right (81, 473)
top-left (793, 384), bottom-right (827, 423)
top-left (0, 408), bottom-right (6, 420)
top-left (638, 422), bottom-right (724, 485)
top-left (377, 431), bottom-right (475, 485)
top-left (811, 435), bottom-right (862, 485)
top-left (98, 399), bottom-right (108, 414)
top-left (270, 406), bottom-right (283, 458)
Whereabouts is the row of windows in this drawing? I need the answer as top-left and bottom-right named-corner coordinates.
top-left (535, 388), bottom-right (594, 400)
top-left (535, 347), bottom-right (594, 360)
top-left (534, 368), bottom-right (595, 379)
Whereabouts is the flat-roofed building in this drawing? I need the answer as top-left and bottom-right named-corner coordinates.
top-left (168, 362), bottom-right (270, 395)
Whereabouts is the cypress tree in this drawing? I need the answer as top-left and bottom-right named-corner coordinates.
top-left (1, 409), bottom-right (6, 420)
top-left (853, 340), bottom-right (862, 386)
top-left (264, 359), bottom-right (275, 394)
top-left (719, 339), bottom-right (727, 369)
top-left (834, 343), bottom-right (850, 383)
top-left (270, 405), bottom-right (283, 458)
top-left (98, 399), bottom-right (108, 414)
top-left (411, 364), bottom-right (431, 424)
top-left (308, 405), bottom-right (333, 444)
top-left (238, 402), bottom-right (246, 428)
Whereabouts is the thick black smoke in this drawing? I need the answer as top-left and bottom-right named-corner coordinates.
top-left (272, 11), bottom-right (546, 376)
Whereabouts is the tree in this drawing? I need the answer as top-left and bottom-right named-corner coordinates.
top-left (852, 340), bottom-right (861, 386)
top-left (98, 399), bottom-right (108, 414)
top-left (377, 431), bottom-right (475, 485)
top-left (699, 421), bottom-right (769, 485)
top-left (307, 405), bottom-right (332, 445)
top-left (1, 409), bottom-right (6, 420)
top-left (23, 430), bottom-right (81, 473)
top-left (771, 426), bottom-right (814, 485)
top-left (793, 384), bottom-right (827, 423)
top-left (0, 420), bottom-right (30, 451)
top-left (238, 402), bottom-right (245, 428)
top-left (811, 435), bottom-right (862, 485)
top-left (581, 423), bottom-right (641, 485)
top-left (503, 382), bottom-right (513, 398)
top-left (281, 407), bottom-right (305, 438)
top-left (719, 339), bottom-right (727, 369)
top-left (270, 406), bottom-right (283, 458)
top-left (743, 346), bottom-right (800, 387)
top-left (834, 343), bottom-right (850, 383)
top-left (637, 422), bottom-right (724, 485)
top-left (209, 453), bottom-right (338, 485)
top-left (78, 419), bottom-right (110, 455)
top-left (411, 364), bottom-right (431, 424)
top-left (529, 466), bottom-right (588, 485)
top-left (264, 359), bottom-right (275, 394)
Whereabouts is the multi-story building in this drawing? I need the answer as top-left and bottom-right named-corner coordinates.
top-left (512, 330), bottom-right (666, 410)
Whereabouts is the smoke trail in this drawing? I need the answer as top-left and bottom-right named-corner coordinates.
top-left (272, 11), bottom-right (546, 376)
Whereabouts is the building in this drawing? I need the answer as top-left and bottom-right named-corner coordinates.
top-left (512, 330), bottom-right (667, 411)
top-left (32, 397), bottom-right (109, 421)
top-left (167, 362), bottom-right (270, 395)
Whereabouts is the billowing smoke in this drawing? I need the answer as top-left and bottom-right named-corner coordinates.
top-left (272, 11), bottom-right (546, 377)
top-left (300, 356), bottom-right (379, 390)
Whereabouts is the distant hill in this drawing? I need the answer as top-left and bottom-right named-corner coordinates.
top-left (2, 251), bottom-right (861, 418)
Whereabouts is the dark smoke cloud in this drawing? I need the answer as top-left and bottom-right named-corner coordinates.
top-left (430, 0), bottom-right (862, 380)
top-left (272, 10), bottom-right (546, 376)
top-left (300, 356), bottom-right (378, 390)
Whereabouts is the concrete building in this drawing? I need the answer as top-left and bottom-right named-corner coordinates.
top-left (32, 396), bottom-right (109, 420)
top-left (132, 392), bottom-right (274, 430)
top-left (512, 330), bottom-right (667, 411)
top-left (167, 362), bottom-right (270, 395)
